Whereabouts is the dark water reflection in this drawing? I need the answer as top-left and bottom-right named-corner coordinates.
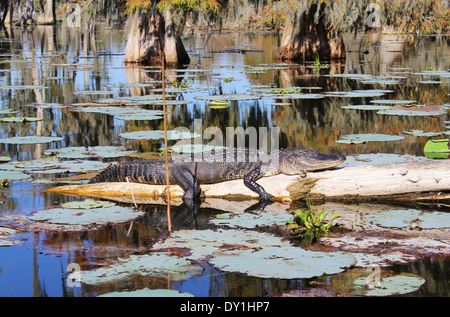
top-left (0, 24), bottom-right (449, 297)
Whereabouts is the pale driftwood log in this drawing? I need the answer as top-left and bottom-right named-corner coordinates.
top-left (46, 159), bottom-right (450, 205)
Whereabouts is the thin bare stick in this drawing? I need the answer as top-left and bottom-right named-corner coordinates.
top-left (161, 53), bottom-right (172, 233)
top-left (126, 176), bottom-right (138, 209)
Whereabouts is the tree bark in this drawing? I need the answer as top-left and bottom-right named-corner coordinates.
top-left (124, 9), bottom-right (190, 66)
top-left (276, 2), bottom-right (345, 62)
top-left (36, 0), bottom-right (56, 25)
top-left (47, 160), bottom-right (450, 205)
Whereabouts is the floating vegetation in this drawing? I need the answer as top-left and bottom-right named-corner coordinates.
top-left (0, 109), bottom-right (17, 114)
top-left (60, 199), bottom-right (116, 209)
top-left (0, 170), bottom-right (31, 180)
top-left (0, 116), bottom-right (42, 123)
top-left (0, 136), bottom-right (63, 144)
top-left (342, 153), bottom-right (429, 167)
top-left (151, 229), bottom-right (355, 279)
top-left (29, 202), bottom-right (144, 228)
top-left (120, 130), bottom-right (200, 141)
top-left (72, 251), bottom-right (203, 285)
top-left (0, 85), bottom-right (48, 90)
top-left (370, 99), bottom-right (416, 105)
top-left (377, 109), bottom-right (447, 116)
top-left (0, 158), bottom-right (109, 174)
top-left (403, 130), bottom-right (444, 137)
top-left (423, 139), bottom-right (449, 159)
top-left (195, 93), bottom-right (261, 101)
top-left (352, 273), bottom-right (426, 297)
top-left (71, 106), bottom-right (164, 120)
top-left (364, 209), bottom-right (450, 230)
top-left (0, 156), bottom-right (11, 162)
top-left (209, 246), bottom-right (355, 279)
top-left (342, 105), bottom-right (393, 111)
top-left (43, 146), bottom-right (136, 159)
top-left (98, 288), bottom-right (195, 297)
top-left (326, 89), bottom-right (393, 98)
top-left (208, 100), bottom-right (229, 108)
top-left (210, 211), bottom-right (292, 229)
top-left (336, 134), bottom-right (405, 144)
top-left (0, 227), bottom-right (21, 247)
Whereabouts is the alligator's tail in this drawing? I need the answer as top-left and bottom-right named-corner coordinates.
top-left (89, 164), bottom-right (120, 184)
top-left (88, 161), bottom-right (167, 184)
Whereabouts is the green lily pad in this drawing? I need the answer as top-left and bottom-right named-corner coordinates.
top-left (0, 158), bottom-right (109, 174)
top-left (72, 251), bottom-right (203, 285)
top-left (364, 209), bottom-right (450, 229)
top-left (209, 212), bottom-right (292, 229)
top-left (336, 134), bottom-right (405, 144)
top-left (195, 93), bottom-right (261, 101)
top-left (98, 288), bottom-right (195, 297)
top-left (0, 136), bottom-right (63, 144)
top-left (61, 199), bottom-right (116, 209)
top-left (370, 99), bottom-right (416, 105)
top-left (423, 139), bottom-right (449, 157)
top-left (352, 273), bottom-right (426, 296)
top-left (209, 100), bottom-right (229, 108)
top-left (0, 85), bottom-right (48, 90)
top-left (0, 116), bottom-right (42, 123)
top-left (120, 130), bottom-right (200, 141)
top-left (209, 246), bottom-right (356, 279)
top-left (0, 156), bottom-right (11, 162)
top-left (377, 109), bottom-right (447, 116)
top-left (326, 89), bottom-right (393, 98)
top-left (0, 170), bottom-right (31, 180)
top-left (151, 229), bottom-right (355, 279)
top-left (403, 130), bottom-right (444, 137)
top-left (0, 109), bottom-right (17, 114)
top-left (342, 105), bottom-right (393, 111)
top-left (29, 205), bottom-right (144, 226)
top-left (44, 146), bottom-right (137, 159)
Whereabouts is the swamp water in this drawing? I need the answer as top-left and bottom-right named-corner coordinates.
top-left (0, 24), bottom-right (449, 297)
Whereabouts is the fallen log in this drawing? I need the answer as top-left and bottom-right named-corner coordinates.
top-left (46, 159), bottom-right (450, 204)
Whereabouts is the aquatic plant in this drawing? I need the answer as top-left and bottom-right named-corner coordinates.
top-left (287, 199), bottom-right (341, 242)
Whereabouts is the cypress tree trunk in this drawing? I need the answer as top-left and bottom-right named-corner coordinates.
top-left (124, 9), bottom-right (190, 66)
top-left (37, 0), bottom-right (56, 25)
top-left (276, 3), bottom-right (345, 62)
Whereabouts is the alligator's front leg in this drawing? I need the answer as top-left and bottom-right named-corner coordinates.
top-left (172, 166), bottom-right (201, 202)
top-left (243, 166), bottom-right (273, 201)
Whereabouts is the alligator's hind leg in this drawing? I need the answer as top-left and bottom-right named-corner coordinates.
top-left (243, 166), bottom-right (273, 201)
top-left (172, 166), bottom-right (201, 202)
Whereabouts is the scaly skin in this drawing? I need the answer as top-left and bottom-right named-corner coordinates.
top-left (89, 147), bottom-right (346, 202)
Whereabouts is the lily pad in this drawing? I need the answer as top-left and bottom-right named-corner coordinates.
top-left (209, 212), bottom-right (292, 229)
top-left (209, 100), bottom-right (229, 108)
top-left (209, 246), bottom-right (356, 279)
top-left (71, 251), bottom-right (203, 285)
top-left (0, 85), bottom-right (48, 90)
top-left (364, 209), bottom-right (450, 229)
top-left (342, 105), bottom-right (393, 111)
top-left (352, 273), bottom-right (426, 296)
top-left (0, 109), bottom-right (17, 114)
top-left (0, 116), bottom-right (42, 123)
top-left (43, 146), bottom-right (137, 159)
top-left (0, 136), bottom-right (63, 144)
top-left (370, 99), bottom-right (416, 105)
top-left (0, 158), bottom-right (109, 174)
top-left (0, 156), bottom-right (11, 162)
top-left (0, 227), bottom-right (21, 247)
top-left (423, 139), bottom-right (449, 158)
top-left (403, 130), bottom-right (443, 137)
top-left (0, 170), bottom-right (31, 180)
top-left (336, 134), bottom-right (405, 144)
top-left (61, 199), bottom-right (116, 209)
top-left (98, 288), bottom-right (195, 297)
top-left (377, 109), bottom-right (447, 116)
top-left (325, 89), bottom-right (393, 98)
top-left (120, 130), bottom-right (200, 141)
top-left (29, 205), bottom-right (144, 226)
top-left (195, 93), bottom-right (261, 101)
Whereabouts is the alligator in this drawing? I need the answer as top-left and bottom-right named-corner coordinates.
top-left (89, 147), bottom-right (346, 202)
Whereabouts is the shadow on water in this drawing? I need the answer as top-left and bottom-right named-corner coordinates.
top-left (0, 23), bottom-right (449, 297)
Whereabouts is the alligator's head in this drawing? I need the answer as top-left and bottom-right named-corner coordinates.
top-left (279, 147), bottom-right (346, 174)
